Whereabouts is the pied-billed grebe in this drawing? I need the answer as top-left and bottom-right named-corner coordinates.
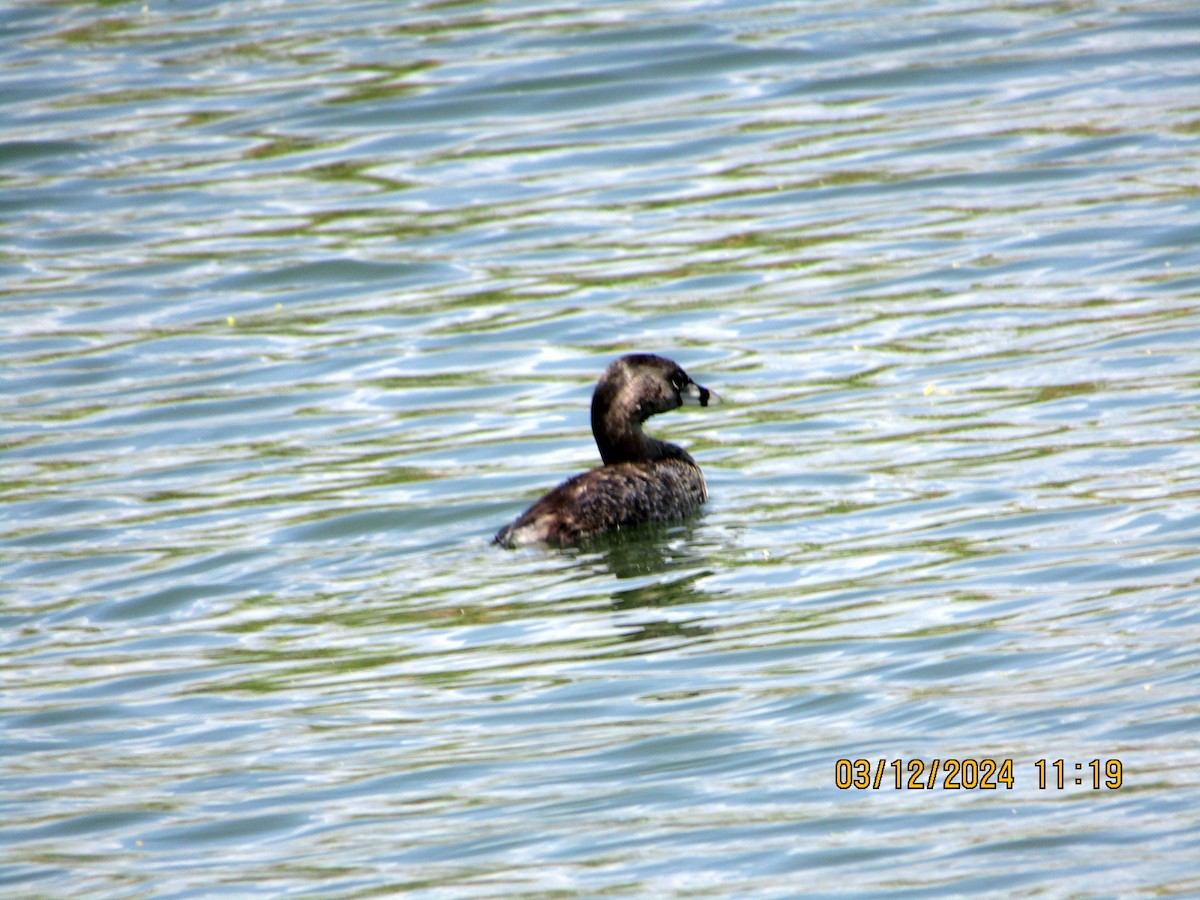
top-left (494, 354), bottom-right (719, 547)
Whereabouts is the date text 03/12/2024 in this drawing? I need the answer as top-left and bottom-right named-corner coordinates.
top-left (834, 758), bottom-right (1125, 791)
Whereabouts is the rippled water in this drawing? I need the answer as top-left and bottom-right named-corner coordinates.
top-left (4, 0), bottom-right (1200, 896)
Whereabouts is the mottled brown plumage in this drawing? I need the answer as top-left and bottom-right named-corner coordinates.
top-left (494, 354), bottom-right (718, 547)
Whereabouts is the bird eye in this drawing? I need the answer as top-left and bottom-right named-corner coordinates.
top-left (671, 371), bottom-right (687, 392)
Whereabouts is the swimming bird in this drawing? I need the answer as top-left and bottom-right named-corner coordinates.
top-left (494, 354), bottom-right (718, 547)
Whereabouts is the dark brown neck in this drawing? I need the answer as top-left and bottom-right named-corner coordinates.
top-left (592, 407), bottom-right (692, 466)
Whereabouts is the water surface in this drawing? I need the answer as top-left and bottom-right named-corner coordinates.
top-left (3, 0), bottom-right (1200, 896)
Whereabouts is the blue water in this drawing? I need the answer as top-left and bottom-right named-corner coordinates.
top-left (3, 1), bottom-right (1200, 896)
